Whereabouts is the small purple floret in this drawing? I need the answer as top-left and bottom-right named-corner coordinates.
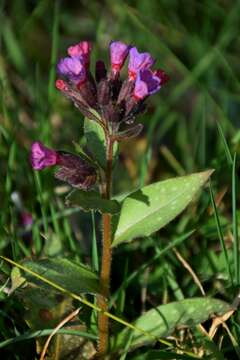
top-left (30, 142), bottom-right (59, 170)
top-left (57, 57), bottom-right (86, 84)
top-left (110, 41), bottom-right (131, 74)
top-left (128, 47), bottom-right (155, 80)
top-left (133, 69), bottom-right (161, 100)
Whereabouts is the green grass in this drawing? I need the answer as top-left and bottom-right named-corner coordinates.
top-left (0, 0), bottom-right (240, 359)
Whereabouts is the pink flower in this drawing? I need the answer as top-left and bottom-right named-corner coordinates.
top-left (30, 142), bottom-right (59, 170)
top-left (67, 41), bottom-right (92, 66)
top-left (109, 41), bottom-right (131, 75)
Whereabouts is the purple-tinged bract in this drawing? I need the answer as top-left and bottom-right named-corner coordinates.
top-left (110, 41), bottom-right (131, 75)
top-left (57, 57), bottom-right (86, 84)
top-left (153, 69), bottom-right (170, 85)
top-left (30, 142), bottom-right (59, 170)
top-left (128, 47), bottom-right (155, 81)
top-left (133, 69), bottom-right (161, 100)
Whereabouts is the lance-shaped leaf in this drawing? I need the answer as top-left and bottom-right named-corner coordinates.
top-left (17, 258), bottom-right (100, 295)
top-left (66, 189), bottom-right (120, 214)
top-left (114, 297), bottom-right (232, 351)
top-left (84, 118), bottom-right (118, 169)
top-left (112, 171), bottom-right (213, 247)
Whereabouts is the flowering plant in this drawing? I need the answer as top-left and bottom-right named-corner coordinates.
top-left (28, 40), bottom-right (214, 358)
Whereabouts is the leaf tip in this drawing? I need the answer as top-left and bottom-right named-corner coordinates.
top-left (200, 169), bottom-right (215, 182)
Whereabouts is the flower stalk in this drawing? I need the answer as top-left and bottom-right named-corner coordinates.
top-left (97, 137), bottom-right (114, 357)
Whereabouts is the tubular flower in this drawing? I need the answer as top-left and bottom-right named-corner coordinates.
top-left (30, 142), bottom-right (96, 190)
top-left (30, 142), bottom-right (59, 170)
top-left (109, 41), bottom-right (131, 77)
top-left (128, 47), bottom-right (155, 81)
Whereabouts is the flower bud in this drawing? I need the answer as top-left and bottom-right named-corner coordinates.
top-left (67, 41), bottom-right (92, 66)
top-left (95, 60), bottom-right (107, 83)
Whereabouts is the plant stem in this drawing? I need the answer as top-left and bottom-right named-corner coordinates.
top-left (97, 137), bottom-right (113, 358)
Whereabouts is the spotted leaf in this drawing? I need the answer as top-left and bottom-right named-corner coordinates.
top-left (112, 171), bottom-right (213, 247)
top-left (114, 297), bottom-right (231, 351)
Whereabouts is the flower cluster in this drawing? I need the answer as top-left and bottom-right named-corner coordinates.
top-left (56, 40), bottom-right (169, 136)
top-left (30, 40), bottom-right (168, 189)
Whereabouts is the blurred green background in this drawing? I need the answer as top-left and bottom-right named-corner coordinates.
top-left (1, 0), bottom-right (240, 358)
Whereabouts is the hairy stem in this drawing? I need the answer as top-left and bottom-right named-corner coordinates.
top-left (97, 137), bottom-right (113, 358)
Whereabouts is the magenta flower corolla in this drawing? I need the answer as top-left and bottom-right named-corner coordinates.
top-left (30, 142), bottom-right (59, 170)
top-left (133, 69), bottom-right (161, 100)
top-left (110, 41), bottom-right (131, 75)
top-left (67, 41), bottom-right (92, 65)
top-left (57, 57), bottom-right (87, 84)
top-left (128, 47), bottom-right (155, 81)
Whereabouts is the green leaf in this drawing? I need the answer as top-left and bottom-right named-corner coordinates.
top-left (66, 189), bottom-right (120, 214)
top-left (19, 258), bottom-right (100, 295)
top-left (114, 297), bottom-right (231, 351)
top-left (112, 170), bottom-right (213, 247)
top-left (84, 118), bottom-right (118, 169)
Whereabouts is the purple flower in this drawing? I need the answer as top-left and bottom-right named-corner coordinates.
top-left (57, 57), bottom-right (87, 84)
top-left (67, 41), bottom-right (92, 66)
top-left (128, 47), bottom-right (155, 81)
top-left (30, 142), bottom-right (59, 170)
top-left (110, 41), bottom-right (131, 75)
top-left (133, 69), bottom-right (161, 100)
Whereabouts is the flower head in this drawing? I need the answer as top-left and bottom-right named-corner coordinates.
top-left (30, 142), bottom-right (59, 170)
top-left (110, 41), bottom-right (131, 76)
top-left (56, 39), bottom-right (168, 136)
top-left (128, 47), bottom-right (155, 81)
top-left (67, 41), bottom-right (92, 66)
top-left (133, 69), bottom-right (161, 100)
top-left (57, 57), bottom-right (87, 84)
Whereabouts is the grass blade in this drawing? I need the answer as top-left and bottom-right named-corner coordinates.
top-left (232, 153), bottom-right (239, 284)
top-left (209, 182), bottom-right (233, 285)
